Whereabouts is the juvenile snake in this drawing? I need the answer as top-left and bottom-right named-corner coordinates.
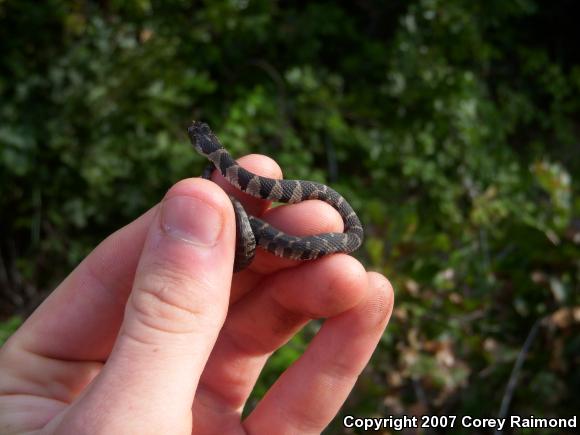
top-left (188, 121), bottom-right (364, 272)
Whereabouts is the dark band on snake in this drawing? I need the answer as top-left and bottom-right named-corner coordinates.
top-left (188, 121), bottom-right (364, 272)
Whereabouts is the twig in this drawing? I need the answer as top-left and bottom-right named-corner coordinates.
top-left (412, 377), bottom-right (432, 415)
top-left (248, 59), bottom-right (289, 124)
top-left (494, 317), bottom-right (543, 435)
top-left (324, 133), bottom-right (338, 183)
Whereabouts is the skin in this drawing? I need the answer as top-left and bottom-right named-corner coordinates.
top-left (0, 154), bottom-right (394, 434)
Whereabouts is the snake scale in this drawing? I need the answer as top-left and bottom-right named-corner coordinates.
top-left (188, 121), bottom-right (364, 272)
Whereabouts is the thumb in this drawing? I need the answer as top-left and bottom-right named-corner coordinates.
top-left (64, 178), bottom-right (236, 433)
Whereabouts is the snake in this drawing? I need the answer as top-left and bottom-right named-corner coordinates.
top-left (188, 121), bottom-right (364, 272)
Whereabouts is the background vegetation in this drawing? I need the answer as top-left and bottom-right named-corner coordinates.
top-left (1, 0), bottom-right (579, 433)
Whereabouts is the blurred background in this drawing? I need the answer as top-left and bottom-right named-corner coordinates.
top-left (1, 0), bottom-right (579, 433)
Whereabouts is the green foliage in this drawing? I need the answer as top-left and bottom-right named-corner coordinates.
top-left (0, 316), bottom-right (22, 346)
top-left (1, 0), bottom-right (579, 431)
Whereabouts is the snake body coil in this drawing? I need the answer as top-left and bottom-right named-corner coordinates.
top-left (188, 121), bottom-right (364, 272)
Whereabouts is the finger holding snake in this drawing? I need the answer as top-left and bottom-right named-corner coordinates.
top-left (205, 153), bottom-right (346, 300)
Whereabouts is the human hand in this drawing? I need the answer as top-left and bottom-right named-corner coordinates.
top-left (0, 154), bottom-right (394, 434)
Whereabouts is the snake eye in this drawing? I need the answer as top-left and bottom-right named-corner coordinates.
top-left (188, 121), bottom-right (208, 137)
top-left (188, 121), bottom-right (219, 154)
top-left (195, 122), bottom-right (211, 135)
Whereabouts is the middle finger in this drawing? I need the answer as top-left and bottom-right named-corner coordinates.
top-left (191, 254), bottom-right (368, 429)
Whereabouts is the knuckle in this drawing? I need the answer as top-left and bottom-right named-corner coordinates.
top-left (130, 262), bottom-right (214, 334)
top-left (312, 342), bottom-right (360, 382)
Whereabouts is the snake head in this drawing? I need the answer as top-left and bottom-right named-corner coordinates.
top-left (188, 121), bottom-right (223, 155)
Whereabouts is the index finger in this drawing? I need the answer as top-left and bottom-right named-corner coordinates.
top-left (209, 154), bottom-right (283, 217)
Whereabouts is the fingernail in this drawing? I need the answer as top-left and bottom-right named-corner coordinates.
top-left (161, 195), bottom-right (223, 246)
